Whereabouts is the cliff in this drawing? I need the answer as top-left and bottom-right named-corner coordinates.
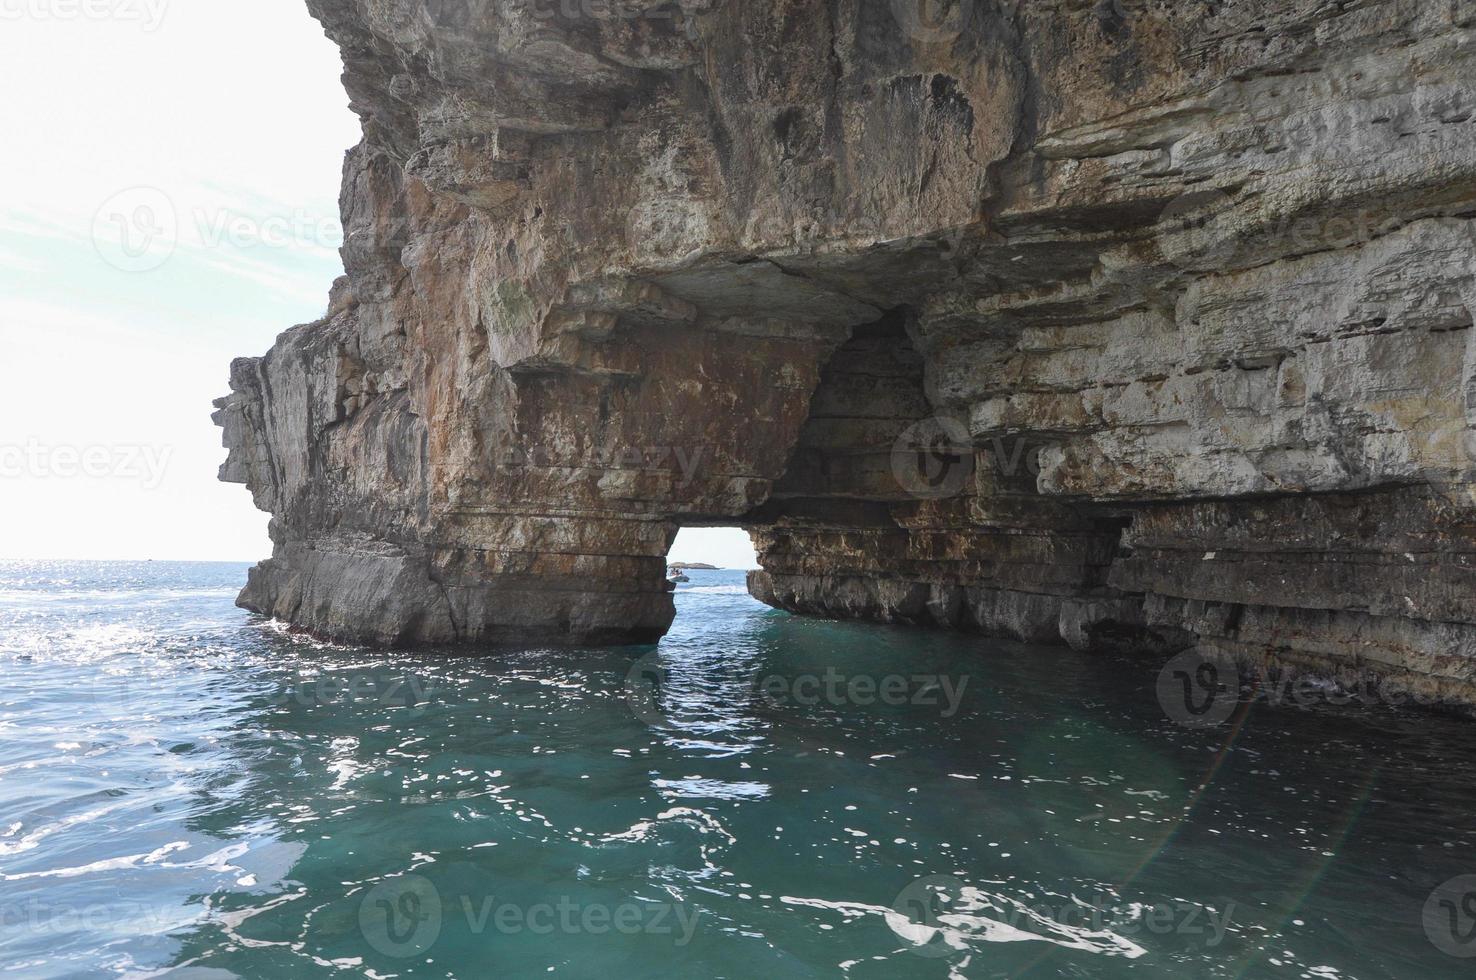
top-left (216, 0), bottom-right (1476, 702)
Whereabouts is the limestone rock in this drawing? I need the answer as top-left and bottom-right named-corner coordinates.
top-left (218, 0), bottom-right (1476, 703)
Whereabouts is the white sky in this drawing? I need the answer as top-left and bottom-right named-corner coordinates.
top-left (0, 0), bottom-right (758, 568)
top-left (668, 527), bottom-right (758, 570)
top-left (1, 1), bottom-right (357, 560)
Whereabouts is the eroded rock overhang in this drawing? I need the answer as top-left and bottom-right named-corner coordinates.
top-left (215, 0), bottom-right (1476, 703)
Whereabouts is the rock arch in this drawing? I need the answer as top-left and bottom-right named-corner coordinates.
top-left (218, 0), bottom-right (1476, 703)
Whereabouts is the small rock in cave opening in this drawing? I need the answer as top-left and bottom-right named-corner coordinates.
top-left (667, 526), bottom-right (758, 573)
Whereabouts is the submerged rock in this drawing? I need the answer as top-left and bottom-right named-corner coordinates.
top-left (217, 1), bottom-right (1476, 703)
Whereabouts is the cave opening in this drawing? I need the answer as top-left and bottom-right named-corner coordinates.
top-left (666, 526), bottom-right (759, 574)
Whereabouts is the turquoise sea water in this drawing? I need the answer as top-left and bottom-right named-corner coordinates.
top-left (2, 560), bottom-right (1475, 978)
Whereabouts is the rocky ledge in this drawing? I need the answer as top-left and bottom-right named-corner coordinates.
top-left (217, 1), bottom-right (1476, 703)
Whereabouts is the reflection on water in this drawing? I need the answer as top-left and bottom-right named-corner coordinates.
top-left (1, 560), bottom-right (1475, 977)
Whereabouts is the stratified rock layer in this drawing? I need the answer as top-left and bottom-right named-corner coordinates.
top-left (218, 1), bottom-right (1476, 701)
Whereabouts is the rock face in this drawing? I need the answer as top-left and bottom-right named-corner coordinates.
top-left (217, 1), bottom-right (1476, 701)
